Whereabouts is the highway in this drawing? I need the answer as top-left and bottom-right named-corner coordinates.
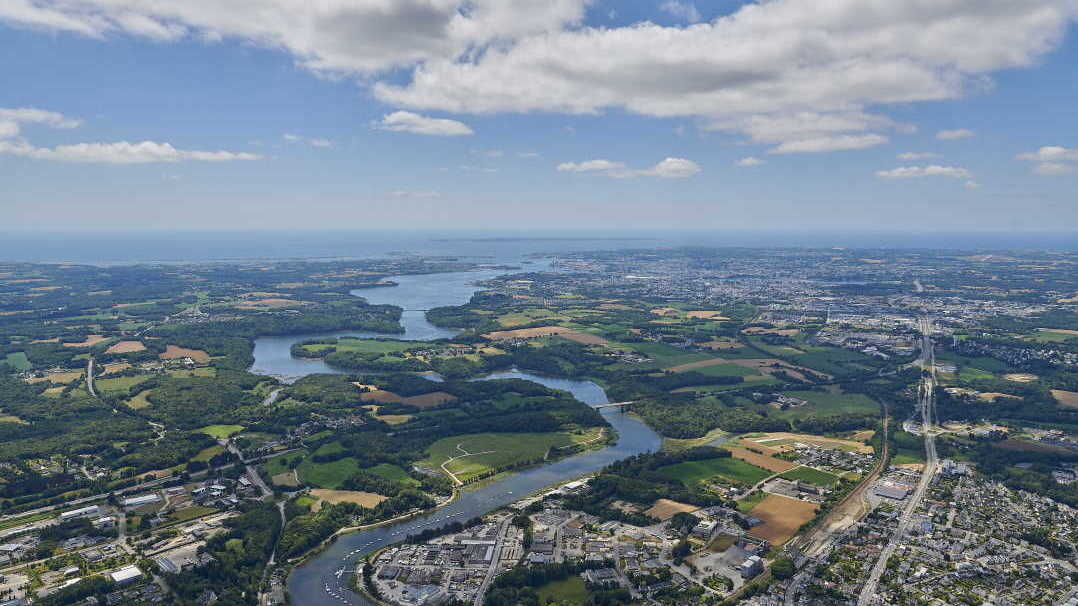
top-left (856, 317), bottom-right (938, 605)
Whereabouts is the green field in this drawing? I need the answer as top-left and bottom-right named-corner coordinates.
top-left (168, 367), bottom-right (216, 378)
top-left (419, 430), bottom-right (599, 483)
top-left (1028, 330), bottom-right (1078, 344)
top-left (126, 389), bottom-right (153, 409)
top-left (694, 363), bottom-right (759, 378)
top-left (4, 352), bottom-right (31, 371)
top-left (263, 452), bottom-right (306, 476)
top-left (368, 463), bottom-right (420, 486)
top-left (535, 576), bottom-right (588, 605)
top-left (779, 466), bottom-right (840, 487)
top-left (657, 456), bottom-right (772, 486)
top-left (197, 425), bottom-right (245, 439)
top-left (191, 445), bottom-right (225, 463)
top-left (935, 350), bottom-right (1010, 373)
top-left (303, 338), bottom-right (416, 355)
top-left (735, 491), bottom-right (767, 514)
top-left (166, 506), bottom-right (217, 524)
top-left (297, 457), bottom-right (362, 489)
top-left (95, 375), bottom-right (153, 393)
top-left (623, 341), bottom-right (713, 368)
top-left (777, 390), bottom-right (880, 417)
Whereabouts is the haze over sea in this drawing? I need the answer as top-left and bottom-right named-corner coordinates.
top-left (2, 230), bottom-right (1076, 264)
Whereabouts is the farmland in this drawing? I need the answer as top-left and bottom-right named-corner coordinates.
top-left (419, 430), bottom-right (601, 483)
top-left (657, 456), bottom-right (773, 487)
top-left (747, 494), bottom-right (818, 545)
top-left (780, 466), bottom-right (840, 487)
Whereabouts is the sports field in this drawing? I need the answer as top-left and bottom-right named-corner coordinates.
top-left (657, 456), bottom-right (772, 486)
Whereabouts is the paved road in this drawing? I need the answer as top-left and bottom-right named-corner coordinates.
top-left (856, 317), bottom-right (938, 605)
top-left (86, 356), bottom-right (96, 397)
top-left (472, 517), bottom-right (512, 606)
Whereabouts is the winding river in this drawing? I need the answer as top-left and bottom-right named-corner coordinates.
top-left (249, 261), bottom-right (663, 606)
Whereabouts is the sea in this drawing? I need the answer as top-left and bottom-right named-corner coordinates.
top-left (1, 229), bottom-right (1075, 264)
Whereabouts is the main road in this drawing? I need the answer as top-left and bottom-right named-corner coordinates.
top-left (856, 317), bottom-right (938, 605)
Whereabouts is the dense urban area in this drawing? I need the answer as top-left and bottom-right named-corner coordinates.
top-left (0, 246), bottom-right (1075, 606)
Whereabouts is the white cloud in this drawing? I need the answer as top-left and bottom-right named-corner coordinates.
top-left (964, 180), bottom-right (981, 188)
top-left (283, 133), bottom-right (333, 147)
top-left (897, 152), bottom-right (941, 160)
top-left (0, 106), bottom-right (256, 163)
top-left (659, 1), bottom-right (701, 23)
top-left (735, 156), bottom-right (764, 167)
top-left (770, 134), bottom-right (889, 154)
top-left (376, 111), bottom-right (473, 136)
top-left (0, 107), bottom-right (82, 131)
top-left (936, 128), bottom-right (976, 140)
top-left (387, 189), bottom-right (441, 198)
top-left (1017, 145), bottom-right (1078, 175)
top-left (375, 2), bottom-right (1078, 152)
top-left (518, 151), bottom-right (541, 158)
top-left (875, 165), bottom-right (973, 179)
top-left (0, 139), bottom-right (260, 163)
top-left (5, 2), bottom-right (1076, 155)
top-left (0, 0), bottom-right (590, 74)
top-left (557, 157), bottom-right (700, 178)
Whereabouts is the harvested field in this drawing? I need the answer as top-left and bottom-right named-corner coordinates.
top-left (64, 335), bottom-right (108, 348)
top-left (105, 340), bottom-right (146, 354)
top-left (746, 432), bottom-right (874, 454)
top-left (159, 345), bottom-right (210, 363)
top-left (359, 390), bottom-right (457, 409)
top-left (724, 446), bottom-right (797, 473)
top-left (849, 430), bottom-right (876, 442)
top-left (1039, 328), bottom-right (1078, 335)
top-left (101, 362), bottom-right (132, 375)
top-left (650, 307), bottom-right (679, 316)
top-left (483, 326), bottom-right (573, 340)
top-left (236, 298), bottom-right (307, 309)
top-left (1004, 373), bottom-right (1039, 383)
top-left (1050, 390), bottom-right (1078, 409)
top-left (309, 489), bottom-right (387, 512)
top-left (31, 337), bottom-right (60, 343)
top-left (747, 494), bottom-right (817, 545)
top-left (667, 358), bottom-right (730, 372)
top-left (686, 311), bottom-right (730, 320)
top-left (557, 331), bottom-right (610, 346)
top-left (644, 499), bottom-right (699, 521)
top-left (26, 371), bottom-right (83, 385)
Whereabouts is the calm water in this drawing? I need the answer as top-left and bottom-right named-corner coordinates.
top-left (284, 370), bottom-right (661, 606)
top-left (249, 259), bottom-right (550, 380)
top-left (248, 263), bottom-right (661, 606)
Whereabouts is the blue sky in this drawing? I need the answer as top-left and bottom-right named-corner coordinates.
top-left (1, 0), bottom-right (1076, 232)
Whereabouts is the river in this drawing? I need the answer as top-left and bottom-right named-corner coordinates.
top-left (249, 260), bottom-right (662, 606)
